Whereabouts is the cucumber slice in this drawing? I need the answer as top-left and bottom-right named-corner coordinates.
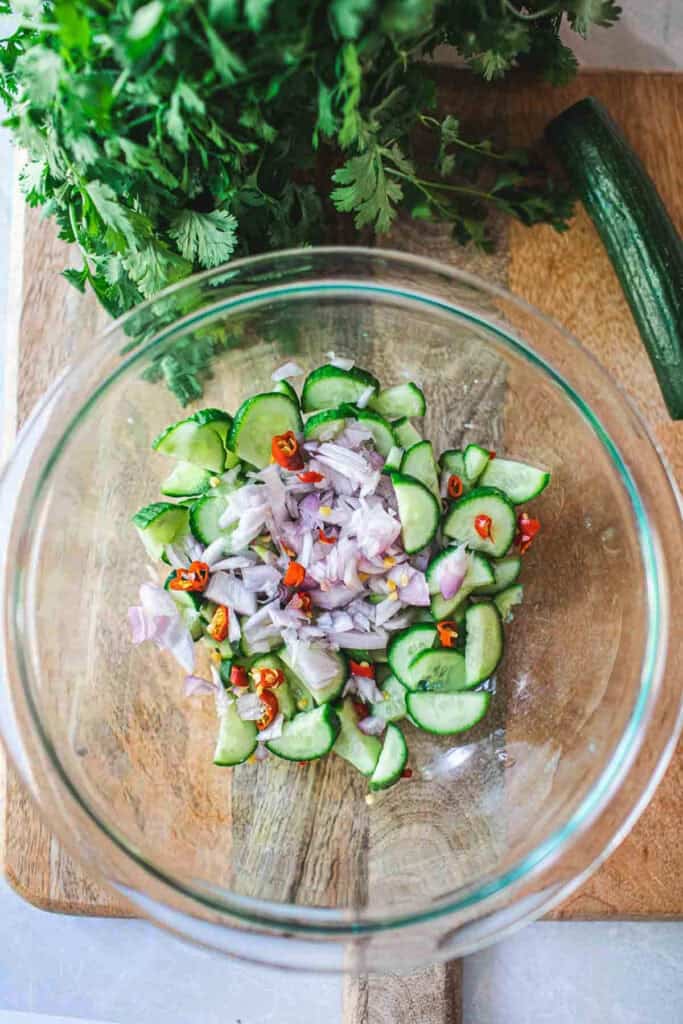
top-left (190, 408), bottom-right (232, 444)
top-left (392, 417), bottom-right (422, 448)
top-left (218, 658), bottom-right (233, 687)
top-left (354, 409), bottom-right (396, 456)
top-left (479, 457), bottom-right (550, 503)
top-left (429, 551), bottom-right (494, 619)
top-left (266, 704), bottom-right (341, 762)
top-left (369, 383), bottom-right (426, 418)
top-left (406, 691), bottom-right (490, 736)
top-left (249, 655), bottom-right (297, 720)
top-left (371, 674), bottom-right (407, 723)
top-left (387, 624), bottom-right (437, 688)
top-left (465, 602), bottom-right (504, 687)
top-left (443, 487), bottom-right (516, 558)
top-left (153, 417), bottom-right (227, 473)
top-left (383, 445), bottom-right (404, 474)
top-left (494, 583), bottom-right (524, 623)
top-left (408, 648), bottom-right (467, 692)
top-left (213, 702), bottom-right (258, 766)
top-left (280, 645), bottom-right (348, 705)
top-left (273, 379), bottom-right (299, 404)
top-left (189, 492), bottom-right (230, 545)
top-left (390, 472), bottom-right (440, 554)
top-left (132, 502), bottom-right (189, 560)
top-left (303, 406), bottom-right (350, 442)
top-left (464, 444), bottom-right (491, 483)
top-left (369, 723), bottom-right (408, 790)
top-left (333, 698), bottom-right (382, 777)
top-left (439, 449), bottom-right (473, 496)
top-left (400, 441), bottom-right (440, 500)
top-left (228, 393), bottom-right (303, 469)
top-left (302, 364), bottom-right (379, 412)
top-left (475, 555), bottom-right (521, 595)
top-left (160, 461), bottom-right (213, 498)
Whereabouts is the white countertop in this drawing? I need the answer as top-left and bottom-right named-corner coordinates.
top-left (0, 4), bottom-right (682, 1021)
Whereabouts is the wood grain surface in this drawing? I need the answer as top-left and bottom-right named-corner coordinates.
top-left (2, 72), bottom-right (682, 1024)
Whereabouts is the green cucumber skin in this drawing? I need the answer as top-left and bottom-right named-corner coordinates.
top-left (547, 97), bottom-right (683, 420)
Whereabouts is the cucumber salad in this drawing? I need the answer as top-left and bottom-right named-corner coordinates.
top-left (129, 358), bottom-right (549, 791)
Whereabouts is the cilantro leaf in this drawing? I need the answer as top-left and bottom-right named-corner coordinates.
top-left (331, 144), bottom-right (404, 233)
top-left (169, 209), bottom-right (239, 268)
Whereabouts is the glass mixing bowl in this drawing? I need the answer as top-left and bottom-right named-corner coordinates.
top-left (1, 248), bottom-right (681, 973)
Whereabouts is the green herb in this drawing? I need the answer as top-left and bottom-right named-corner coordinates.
top-left (1, 0), bottom-right (619, 402)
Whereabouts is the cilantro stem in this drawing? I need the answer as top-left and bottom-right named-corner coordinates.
top-left (502, 0), bottom-right (561, 19)
top-left (419, 115), bottom-right (518, 163)
top-left (386, 166), bottom-right (493, 203)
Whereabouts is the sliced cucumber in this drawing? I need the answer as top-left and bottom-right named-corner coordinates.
top-left (390, 472), bottom-right (440, 554)
top-left (383, 445), bottom-right (404, 474)
top-left (189, 492), bottom-right (230, 545)
top-left (153, 417), bottom-right (227, 473)
top-left (369, 383), bottom-right (426, 418)
top-left (273, 379), bottom-right (299, 404)
top-left (280, 645), bottom-right (348, 705)
top-left (213, 702), bottom-right (258, 766)
top-left (190, 408), bottom-right (232, 444)
top-left (406, 690), bottom-right (490, 736)
top-left (132, 502), bottom-right (189, 560)
top-left (302, 364), bottom-right (379, 412)
top-left (160, 461), bottom-right (213, 498)
top-left (464, 444), bottom-right (491, 483)
top-left (400, 441), bottom-right (440, 500)
top-left (387, 624), bottom-right (437, 688)
top-left (465, 602), bottom-right (504, 687)
top-left (443, 487), bottom-right (516, 558)
top-left (333, 698), bottom-right (382, 777)
top-left (480, 457), bottom-right (550, 503)
top-left (440, 449), bottom-right (473, 496)
top-left (228, 393), bottom-right (303, 469)
top-left (266, 704), bottom-right (340, 762)
top-left (304, 406), bottom-right (351, 442)
top-left (249, 655), bottom-right (297, 720)
top-left (354, 409), bottom-right (396, 456)
top-left (218, 658), bottom-right (233, 687)
top-left (475, 555), bottom-right (521, 596)
top-left (408, 648), bottom-right (467, 692)
top-left (371, 674), bottom-right (407, 723)
top-left (494, 583), bottom-right (524, 623)
top-left (369, 723), bottom-right (408, 790)
top-left (392, 417), bottom-right (422, 449)
top-left (429, 551), bottom-right (494, 620)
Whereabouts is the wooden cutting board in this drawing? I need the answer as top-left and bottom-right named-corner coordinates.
top-left (2, 70), bottom-right (682, 1023)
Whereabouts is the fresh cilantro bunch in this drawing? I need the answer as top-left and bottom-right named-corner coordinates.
top-left (0, 0), bottom-right (619, 400)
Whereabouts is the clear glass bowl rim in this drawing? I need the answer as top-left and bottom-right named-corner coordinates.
top-left (2, 245), bottom-right (682, 940)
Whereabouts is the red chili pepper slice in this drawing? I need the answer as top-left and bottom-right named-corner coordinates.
top-left (488, 450), bottom-right (496, 460)
top-left (230, 665), bottom-right (249, 688)
top-left (516, 511), bottom-right (541, 554)
top-left (474, 513), bottom-right (494, 541)
top-left (436, 620), bottom-right (459, 648)
top-left (349, 659), bottom-right (375, 679)
top-left (447, 474), bottom-right (463, 500)
top-left (290, 591), bottom-right (312, 615)
top-left (251, 666), bottom-right (285, 690)
top-left (168, 561), bottom-right (210, 593)
top-left (297, 470), bottom-right (324, 484)
top-left (318, 528), bottom-right (336, 545)
top-left (283, 561), bottom-right (306, 587)
top-left (401, 768), bottom-right (413, 779)
top-left (352, 700), bottom-right (369, 721)
top-left (207, 605), bottom-right (229, 642)
top-left (256, 689), bottom-right (279, 731)
top-left (271, 430), bottom-right (303, 470)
